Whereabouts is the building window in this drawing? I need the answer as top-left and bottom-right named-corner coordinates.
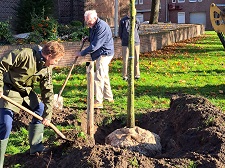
top-left (135, 0), bottom-right (138, 4)
top-left (178, 0), bottom-right (185, 3)
top-left (139, 0), bottom-right (143, 4)
top-left (198, 0), bottom-right (202, 2)
top-left (172, 0), bottom-right (176, 3)
top-left (189, 0), bottom-right (197, 2)
top-left (178, 12), bottom-right (185, 23)
top-left (136, 13), bottom-right (144, 22)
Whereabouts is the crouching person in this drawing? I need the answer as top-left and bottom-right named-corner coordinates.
top-left (0, 41), bottom-right (65, 168)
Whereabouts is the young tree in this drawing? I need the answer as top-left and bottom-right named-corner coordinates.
top-left (149, 0), bottom-right (160, 24)
top-left (127, 0), bottom-right (136, 128)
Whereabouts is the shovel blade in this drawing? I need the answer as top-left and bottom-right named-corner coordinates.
top-left (53, 94), bottom-right (63, 110)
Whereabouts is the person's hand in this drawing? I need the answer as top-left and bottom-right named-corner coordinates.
top-left (42, 118), bottom-right (50, 126)
top-left (75, 51), bottom-right (81, 57)
top-left (0, 91), bottom-right (3, 98)
top-left (82, 36), bottom-right (88, 42)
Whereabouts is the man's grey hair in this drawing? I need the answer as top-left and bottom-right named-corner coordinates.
top-left (84, 10), bottom-right (98, 18)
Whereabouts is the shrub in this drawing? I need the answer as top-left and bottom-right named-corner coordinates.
top-left (30, 15), bottom-right (58, 41)
top-left (70, 26), bottom-right (89, 41)
top-left (0, 21), bottom-right (15, 45)
top-left (70, 21), bottom-right (83, 27)
top-left (14, 0), bottom-right (54, 33)
top-left (26, 31), bottom-right (44, 44)
top-left (57, 21), bottom-right (89, 41)
top-left (57, 24), bottom-right (73, 37)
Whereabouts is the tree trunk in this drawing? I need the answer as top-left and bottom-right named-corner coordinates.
top-left (127, 0), bottom-right (135, 128)
top-left (149, 0), bottom-right (160, 24)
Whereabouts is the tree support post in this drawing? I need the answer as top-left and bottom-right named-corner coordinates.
top-left (86, 61), bottom-right (95, 138)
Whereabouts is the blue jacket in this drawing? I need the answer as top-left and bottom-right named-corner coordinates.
top-left (119, 15), bottom-right (140, 46)
top-left (81, 18), bottom-right (114, 61)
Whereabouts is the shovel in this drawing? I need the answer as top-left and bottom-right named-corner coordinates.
top-left (0, 94), bottom-right (73, 142)
top-left (53, 40), bottom-right (85, 110)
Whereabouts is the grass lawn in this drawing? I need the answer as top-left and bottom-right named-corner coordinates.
top-left (52, 31), bottom-right (225, 113)
top-left (7, 30), bottom-right (225, 156)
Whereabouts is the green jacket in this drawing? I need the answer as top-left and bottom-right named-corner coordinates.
top-left (0, 46), bottom-right (54, 120)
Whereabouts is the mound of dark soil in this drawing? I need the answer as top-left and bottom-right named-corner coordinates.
top-left (4, 94), bottom-right (225, 168)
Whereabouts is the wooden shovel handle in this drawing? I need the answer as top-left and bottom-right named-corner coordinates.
top-left (0, 94), bottom-right (66, 140)
top-left (57, 57), bottom-right (77, 97)
top-left (57, 41), bottom-right (85, 97)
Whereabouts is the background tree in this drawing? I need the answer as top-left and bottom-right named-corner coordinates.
top-left (14, 0), bottom-right (54, 33)
top-left (127, 0), bottom-right (136, 128)
top-left (149, 0), bottom-right (160, 24)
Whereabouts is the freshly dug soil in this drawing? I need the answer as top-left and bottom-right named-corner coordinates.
top-left (4, 94), bottom-right (225, 168)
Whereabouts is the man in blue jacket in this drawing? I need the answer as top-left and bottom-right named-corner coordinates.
top-left (119, 11), bottom-right (140, 80)
top-left (76, 10), bottom-right (114, 109)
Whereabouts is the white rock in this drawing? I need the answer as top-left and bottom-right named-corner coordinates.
top-left (105, 126), bottom-right (162, 156)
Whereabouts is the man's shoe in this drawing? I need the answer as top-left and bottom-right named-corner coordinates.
top-left (94, 103), bottom-right (103, 109)
top-left (135, 76), bottom-right (140, 80)
top-left (123, 77), bottom-right (128, 81)
top-left (107, 99), bottom-right (114, 103)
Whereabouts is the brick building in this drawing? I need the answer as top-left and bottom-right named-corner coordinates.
top-left (1, 0), bottom-right (221, 30)
top-left (135, 0), bottom-right (225, 30)
top-left (0, 0), bottom-right (129, 28)
top-left (0, 0), bottom-right (18, 21)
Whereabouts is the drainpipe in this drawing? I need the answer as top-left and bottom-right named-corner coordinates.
top-left (58, 0), bottom-right (60, 22)
top-left (165, 0), bottom-right (168, 22)
top-left (114, 0), bottom-right (119, 37)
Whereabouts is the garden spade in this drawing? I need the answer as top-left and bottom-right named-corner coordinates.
top-left (0, 94), bottom-right (74, 142)
top-left (53, 40), bottom-right (85, 110)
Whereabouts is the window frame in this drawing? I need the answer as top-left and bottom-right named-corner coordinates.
top-left (178, 12), bottom-right (185, 23)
